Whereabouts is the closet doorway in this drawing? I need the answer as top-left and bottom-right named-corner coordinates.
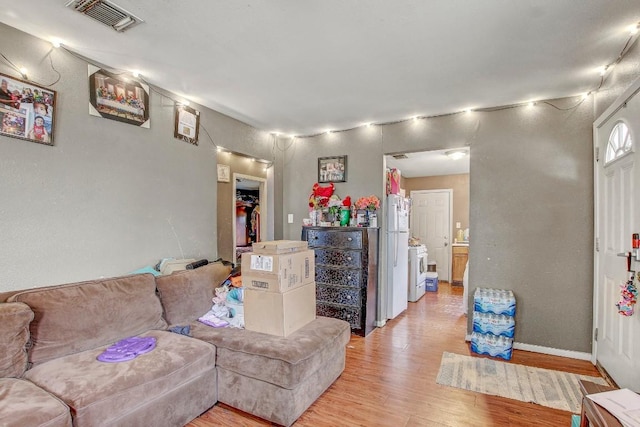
top-left (233, 173), bottom-right (267, 265)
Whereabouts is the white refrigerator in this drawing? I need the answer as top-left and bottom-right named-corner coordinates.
top-left (386, 194), bottom-right (410, 319)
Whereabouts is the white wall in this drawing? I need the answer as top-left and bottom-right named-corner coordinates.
top-left (0, 23), bottom-right (273, 291)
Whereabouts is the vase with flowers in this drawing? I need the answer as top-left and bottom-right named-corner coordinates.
top-left (355, 195), bottom-right (381, 227)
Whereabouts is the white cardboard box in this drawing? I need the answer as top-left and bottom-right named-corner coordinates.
top-left (252, 240), bottom-right (308, 255)
top-left (241, 250), bottom-right (315, 293)
top-left (244, 282), bottom-right (316, 337)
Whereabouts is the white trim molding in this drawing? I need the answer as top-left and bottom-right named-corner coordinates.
top-left (465, 334), bottom-right (593, 361)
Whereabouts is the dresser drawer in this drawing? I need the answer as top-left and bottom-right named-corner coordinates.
top-left (316, 302), bottom-right (362, 329)
top-left (316, 266), bottom-right (362, 287)
top-left (306, 229), bottom-right (363, 249)
top-left (316, 283), bottom-right (361, 307)
top-left (314, 249), bottom-right (362, 268)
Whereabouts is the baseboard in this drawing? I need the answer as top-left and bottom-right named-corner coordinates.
top-left (464, 334), bottom-right (593, 361)
top-left (374, 319), bottom-right (386, 327)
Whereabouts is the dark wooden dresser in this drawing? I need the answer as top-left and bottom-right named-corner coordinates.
top-left (301, 226), bottom-right (379, 336)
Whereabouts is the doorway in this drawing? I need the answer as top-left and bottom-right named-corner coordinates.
top-left (233, 173), bottom-right (267, 265)
top-left (385, 148), bottom-right (470, 290)
top-left (593, 77), bottom-right (640, 391)
top-left (410, 190), bottom-right (453, 282)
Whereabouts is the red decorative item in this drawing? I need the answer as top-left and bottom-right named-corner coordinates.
top-left (312, 182), bottom-right (335, 198)
top-left (342, 196), bottom-right (351, 207)
top-left (309, 182), bottom-right (335, 211)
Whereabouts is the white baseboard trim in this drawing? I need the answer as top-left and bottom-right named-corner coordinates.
top-left (374, 320), bottom-right (386, 327)
top-left (464, 334), bottom-right (592, 361)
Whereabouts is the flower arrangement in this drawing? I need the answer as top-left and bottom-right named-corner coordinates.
top-left (355, 195), bottom-right (380, 211)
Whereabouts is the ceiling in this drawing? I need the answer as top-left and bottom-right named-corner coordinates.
top-left (1, 1), bottom-right (639, 136)
top-left (386, 149), bottom-right (470, 178)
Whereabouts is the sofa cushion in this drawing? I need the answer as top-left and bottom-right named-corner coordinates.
top-left (190, 316), bottom-right (350, 389)
top-left (8, 274), bottom-right (167, 365)
top-left (0, 302), bottom-right (34, 378)
top-left (156, 262), bottom-right (231, 326)
top-left (0, 378), bottom-right (72, 427)
top-left (217, 348), bottom-right (346, 427)
top-left (23, 330), bottom-right (217, 427)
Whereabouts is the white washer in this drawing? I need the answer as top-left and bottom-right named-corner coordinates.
top-left (408, 245), bottom-right (427, 302)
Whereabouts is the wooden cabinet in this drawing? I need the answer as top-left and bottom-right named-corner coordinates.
top-left (302, 226), bottom-right (379, 336)
top-left (451, 245), bottom-right (469, 286)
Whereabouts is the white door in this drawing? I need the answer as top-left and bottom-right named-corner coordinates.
top-left (410, 190), bottom-right (451, 281)
top-left (594, 79), bottom-right (640, 391)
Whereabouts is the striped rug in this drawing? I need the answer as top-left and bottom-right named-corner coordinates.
top-left (436, 352), bottom-right (608, 413)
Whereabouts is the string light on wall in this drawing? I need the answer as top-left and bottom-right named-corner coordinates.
top-left (30, 18), bottom-right (635, 141)
top-left (290, 19), bottom-right (640, 139)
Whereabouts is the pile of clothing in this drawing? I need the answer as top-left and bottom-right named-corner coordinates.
top-left (198, 274), bottom-right (244, 328)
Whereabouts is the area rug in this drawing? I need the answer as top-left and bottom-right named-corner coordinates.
top-left (436, 352), bottom-right (608, 413)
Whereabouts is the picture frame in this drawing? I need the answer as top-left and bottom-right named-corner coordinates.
top-left (0, 72), bottom-right (56, 146)
top-left (217, 164), bottom-right (230, 182)
top-left (174, 103), bottom-right (200, 145)
top-left (318, 155), bottom-right (347, 183)
top-left (88, 65), bottom-right (150, 128)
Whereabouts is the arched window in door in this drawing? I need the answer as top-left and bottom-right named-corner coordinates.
top-left (605, 121), bottom-right (633, 164)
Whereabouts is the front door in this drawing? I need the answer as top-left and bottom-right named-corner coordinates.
top-left (410, 190), bottom-right (451, 281)
top-left (594, 79), bottom-right (640, 391)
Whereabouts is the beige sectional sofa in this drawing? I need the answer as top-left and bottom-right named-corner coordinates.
top-left (0, 302), bottom-right (72, 427)
top-left (156, 267), bottom-right (351, 426)
top-left (0, 263), bottom-right (350, 427)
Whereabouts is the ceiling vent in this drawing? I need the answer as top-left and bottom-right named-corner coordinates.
top-left (392, 154), bottom-right (409, 160)
top-left (65, 0), bottom-right (144, 32)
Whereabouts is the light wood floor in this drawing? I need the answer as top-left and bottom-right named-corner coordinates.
top-left (188, 282), bottom-right (601, 426)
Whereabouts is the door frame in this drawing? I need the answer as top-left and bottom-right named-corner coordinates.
top-left (592, 75), bottom-right (640, 364)
top-left (409, 189), bottom-right (453, 282)
top-left (232, 173), bottom-right (267, 264)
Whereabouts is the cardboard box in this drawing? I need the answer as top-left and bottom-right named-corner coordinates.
top-left (252, 240), bottom-right (308, 255)
top-left (244, 282), bottom-right (316, 337)
top-left (241, 250), bottom-right (315, 293)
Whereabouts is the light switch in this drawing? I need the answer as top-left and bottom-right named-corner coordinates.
top-left (456, 222), bottom-right (461, 229)
top-left (287, 214), bottom-right (294, 224)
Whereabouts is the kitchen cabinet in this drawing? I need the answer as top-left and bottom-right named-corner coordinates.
top-left (452, 244), bottom-right (469, 286)
top-left (302, 226), bottom-right (379, 336)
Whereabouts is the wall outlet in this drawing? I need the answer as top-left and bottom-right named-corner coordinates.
top-left (456, 222), bottom-right (461, 229)
top-left (287, 214), bottom-right (294, 224)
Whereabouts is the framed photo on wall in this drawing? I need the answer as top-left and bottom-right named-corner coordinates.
top-left (0, 72), bottom-right (56, 146)
top-left (217, 164), bottom-right (230, 182)
top-left (88, 65), bottom-right (150, 128)
top-left (318, 155), bottom-right (347, 183)
top-left (174, 103), bottom-right (200, 145)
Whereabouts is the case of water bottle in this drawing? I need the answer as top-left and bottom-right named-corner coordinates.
top-left (471, 288), bottom-right (516, 360)
top-left (470, 332), bottom-right (514, 360)
top-left (472, 311), bottom-right (515, 338)
top-left (473, 288), bottom-right (516, 316)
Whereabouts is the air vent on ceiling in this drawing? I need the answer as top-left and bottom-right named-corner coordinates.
top-left (65, 0), bottom-right (144, 32)
top-left (392, 154), bottom-right (409, 160)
